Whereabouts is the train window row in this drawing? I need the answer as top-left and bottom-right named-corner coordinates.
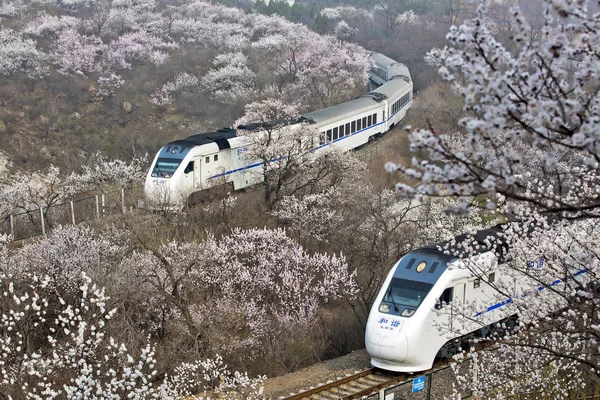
top-left (184, 154), bottom-right (219, 174)
top-left (204, 154), bottom-right (219, 163)
top-left (391, 93), bottom-right (411, 116)
top-left (325, 113), bottom-right (378, 142)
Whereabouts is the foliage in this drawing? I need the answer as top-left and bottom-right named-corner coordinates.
top-left (0, 269), bottom-right (265, 399)
top-left (234, 98), bottom-right (367, 208)
top-left (0, 0), bottom-right (369, 110)
top-left (386, 0), bottom-right (600, 396)
top-left (0, 29), bottom-right (48, 78)
top-left (123, 226), bottom-right (357, 365)
top-left (0, 154), bottom-right (146, 218)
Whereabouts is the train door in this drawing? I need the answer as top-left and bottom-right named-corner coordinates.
top-left (452, 283), bottom-right (466, 332)
top-left (193, 157), bottom-right (202, 188)
top-left (454, 283), bottom-right (466, 304)
top-left (382, 102), bottom-right (389, 132)
top-left (434, 287), bottom-right (453, 331)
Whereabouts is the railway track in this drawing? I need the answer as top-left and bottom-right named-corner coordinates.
top-left (279, 340), bottom-right (497, 400)
top-left (281, 368), bottom-right (407, 400)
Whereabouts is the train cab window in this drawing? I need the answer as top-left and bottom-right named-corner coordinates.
top-left (379, 278), bottom-right (433, 316)
top-left (351, 121), bottom-right (356, 133)
top-left (489, 273), bottom-right (495, 283)
top-left (373, 113), bottom-right (377, 125)
top-left (327, 129), bottom-right (332, 142)
top-left (345, 123), bottom-right (350, 136)
top-left (436, 287), bottom-right (453, 310)
top-left (362, 117), bottom-right (367, 128)
top-left (367, 115), bottom-right (372, 126)
top-left (214, 154), bottom-right (218, 162)
top-left (151, 158), bottom-right (182, 178)
top-left (333, 127), bottom-right (339, 140)
top-left (184, 161), bottom-right (194, 174)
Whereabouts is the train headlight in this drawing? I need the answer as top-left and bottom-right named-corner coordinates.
top-left (379, 304), bottom-right (390, 313)
top-left (165, 173), bottom-right (172, 178)
top-left (401, 309), bottom-right (415, 317)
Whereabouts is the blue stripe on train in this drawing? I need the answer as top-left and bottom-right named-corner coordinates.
top-left (473, 267), bottom-right (590, 317)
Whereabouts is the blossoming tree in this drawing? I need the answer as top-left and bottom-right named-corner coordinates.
top-left (386, 0), bottom-right (600, 396)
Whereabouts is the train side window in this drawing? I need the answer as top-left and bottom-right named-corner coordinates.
top-left (345, 123), bottom-right (350, 135)
top-left (184, 161), bottom-right (194, 174)
top-left (327, 129), bottom-right (332, 142)
top-left (357, 119), bottom-right (362, 130)
top-left (339, 125), bottom-right (344, 137)
top-left (373, 113), bottom-right (377, 125)
top-left (214, 154), bottom-right (218, 162)
top-left (362, 116), bottom-right (367, 127)
top-left (473, 278), bottom-right (481, 289)
top-left (351, 121), bottom-right (356, 133)
top-left (367, 115), bottom-right (372, 126)
top-left (489, 273), bottom-right (495, 282)
top-left (205, 156), bottom-right (210, 163)
top-left (436, 288), bottom-right (453, 310)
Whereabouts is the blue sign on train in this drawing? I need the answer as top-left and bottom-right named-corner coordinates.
top-left (412, 376), bottom-right (425, 392)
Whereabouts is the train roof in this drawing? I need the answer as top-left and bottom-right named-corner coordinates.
top-left (369, 78), bottom-right (412, 98)
top-left (388, 65), bottom-right (411, 82)
top-left (302, 97), bottom-right (380, 126)
top-left (369, 52), bottom-right (398, 68)
top-left (369, 52), bottom-right (411, 81)
top-left (392, 248), bottom-right (453, 284)
top-left (236, 117), bottom-right (311, 132)
top-left (170, 128), bottom-right (237, 150)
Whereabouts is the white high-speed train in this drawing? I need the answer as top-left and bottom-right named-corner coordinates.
top-left (365, 224), bottom-right (592, 372)
top-left (144, 51), bottom-right (413, 208)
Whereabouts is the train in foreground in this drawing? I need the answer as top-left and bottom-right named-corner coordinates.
top-left (144, 52), bottom-right (412, 209)
top-left (365, 224), bottom-right (593, 372)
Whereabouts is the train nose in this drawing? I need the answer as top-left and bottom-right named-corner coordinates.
top-left (145, 179), bottom-right (175, 207)
top-left (366, 323), bottom-right (408, 362)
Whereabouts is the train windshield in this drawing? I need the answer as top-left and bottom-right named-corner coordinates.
top-left (380, 278), bottom-right (432, 317)
top-left (151, 158), bottom-right (182, 178)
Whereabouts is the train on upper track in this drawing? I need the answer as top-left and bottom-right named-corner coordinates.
top-left (144, 52), bottom-right (412, 209)
top-left (365, 224), bottom-right (593, 372)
